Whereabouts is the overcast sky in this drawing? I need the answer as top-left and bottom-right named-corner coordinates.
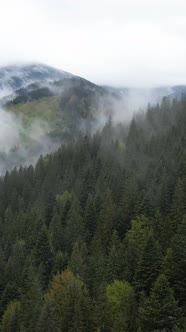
top-left (0, 0), bottom-right (186, 86)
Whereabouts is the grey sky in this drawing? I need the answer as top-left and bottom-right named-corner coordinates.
top-left (0, 0), bottom-right (186, 86)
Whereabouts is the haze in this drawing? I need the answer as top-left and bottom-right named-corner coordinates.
top-left (0, 0), bottom-right (186, 86)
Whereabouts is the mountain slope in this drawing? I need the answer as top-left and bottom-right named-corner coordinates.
top-left (6, 75), bottom-right (120, 134)
top-left (0, 62), bottom-right (186, 175)
top-left (0, 63), bottom-right (73, 98)
top-left (1, 63), bottom-right (186, 112)
top-left (0, 96), bottom-right (185, 330)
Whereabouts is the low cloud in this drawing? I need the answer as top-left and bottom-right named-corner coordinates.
top-left (0, 107), bottom-right (60, 174)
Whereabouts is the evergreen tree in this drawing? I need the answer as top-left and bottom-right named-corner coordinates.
top-left (135, 234), bottom-right (161, 295)
top-left (37, 300), bottom-right (61, 332)
top-left (170, 178), bottom-right (186, 232)
top-left (0, 301), bottom-right (21, 332)
top-left (68, 239), bottom-right (88, 282)
top-left (44, 269), bottom-right (91, 331)
top-left (84, 194), bottom-right (97, 243)
top-left (138, 274), bottom-right (182, 331)
top-left (106, 280), bottom-right (136, 332)
top-left (164, 216), bottom-right (186, 310)
top-left (96, 189), bottom-right (115, 253)
top-left (123, 215), bottom-right (151, 282)
top-left (106, 230), bottom-right (122, 283)
top-left (34, 224), bottom-right (54, 288)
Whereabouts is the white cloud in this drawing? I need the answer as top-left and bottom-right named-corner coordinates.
top-left (0, 0), bottom-right (186, 86)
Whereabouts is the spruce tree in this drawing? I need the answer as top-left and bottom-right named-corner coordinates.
top-left (135, 234), bottom-right (161, 295)
top-left (138, 274), bottom-right (182, 331)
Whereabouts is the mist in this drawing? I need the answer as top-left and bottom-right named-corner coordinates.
top-left (94, 86), bottom-right (171, 128)
top-left (0, 107), bottom-right (61, 174)
top-left (0, 76), bottom-right (179, 175)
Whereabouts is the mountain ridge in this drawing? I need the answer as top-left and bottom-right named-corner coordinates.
top-left (1, 63), bottom-right (186, 109)
top-left (0, 63), bottom-right (73, 98)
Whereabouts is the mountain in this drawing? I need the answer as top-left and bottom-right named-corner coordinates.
top-left (0, 63), bottom-right (73, 99)
top-left (0, 62), bottom-right (186, 174)
top-left (4, 75), bottom-right (120, 149)
top-left (4, 74), bottom-right (120, 135)
top-left (1, 63), bottom-right (186, 111)
top-left (0, 69), bottom-right (120, 174)
top-left (3, 76), bottom-right (110, 106)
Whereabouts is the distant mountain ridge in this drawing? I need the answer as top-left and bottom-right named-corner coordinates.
top-left (0, 62), bottom-right (186, 174)
top-left (0, 63), bottom-right (73, 98)
top-left (0, 63), bottom-right (186, 108)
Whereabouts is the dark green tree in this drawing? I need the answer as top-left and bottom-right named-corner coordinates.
top-left (138, 274), bottom-right (182, 331)
top-left (135, 234), bottom-right (161, 295)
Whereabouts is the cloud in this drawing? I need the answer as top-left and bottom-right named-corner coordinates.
top-left (0, 0), bottom-right (186, 86)
top-left (0, 107), bottom-right (60, 174)
top-left (0, 108), bottom-right (20, 153)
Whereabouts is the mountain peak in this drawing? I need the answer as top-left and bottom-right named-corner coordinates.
top-left (0, 63), bottom-right (73, 98)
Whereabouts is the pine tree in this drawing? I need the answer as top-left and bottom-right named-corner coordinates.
top-left (49, 206), bottom-right (64, 252)
top-left (84, 194), bottom-right (97, 243)
top-left (64, 195), bottom-right (85, 253)
top-left (44, 269), bottom-right (91, 331)
top-left (0, 301), bottom-right (21, 332)
top-left (135, 234), bottom-right (161, 295)
top-left (97, 189), bottom-right (115, 253)
top-left (138, 274), bottom-right (182, 331)
top-left (34, 224), bottom-right (54, 288)
top-left (37, 300), bottom-right (61, 332)
top-left (19, 266), bottom-right (43, 332)
top-left (53, 251), bottom-right (69, 274)
top-left (68, 239), bottom-right (88, 282)
top-left (106, 230), bottom-right (122, 283)
top-left (123, 215), bottom-right (151, 282)
top-left (106, 280), bottom-right (136, 332)
top-left (164, 216), bottom-right (186, 310)
top-left (170, 178), bottom-right (186, 230)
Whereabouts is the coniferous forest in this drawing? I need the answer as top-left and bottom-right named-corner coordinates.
top-left (0, 96), bottom-right (186, 331)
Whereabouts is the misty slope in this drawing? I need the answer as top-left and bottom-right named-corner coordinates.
top-left (0, 62), bottom-right (186, 175)
top-left (106, 85), bottom-right (186, 111)
top-left (2, 63), bottom-right (186, 115)
top-left (0, 63), bottom-right (72, 99)
top-left (1, 62), bottom-right (186, 106)
top-left (5, 75), bottom-right (119, 108)
top-left (0, 73), bottom-right (121, 173)
top-left (6, 76), bottom-right (121, 134)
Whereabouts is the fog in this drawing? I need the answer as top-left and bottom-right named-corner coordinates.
top-left (0, 78), bottom-right (179, 175)
top-left (0, 88), bottom-right (149, 173)
top-left (0, 107), bottom-right (61, 174)
top-left (96, 86), bottom-right (172, 127)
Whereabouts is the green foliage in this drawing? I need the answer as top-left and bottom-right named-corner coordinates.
top-left (138, 274), bottom-right (182, 331)
top-left (135, 234), bottom-right (161, 294)
top-left (43, 269), bottom-right (91, 331)
top-left (96, 189), bottom-right (115, 252)
top-left (84, 194), bottom-right (97, 242)
top-left (123, 215), bottom-right (151, 282)
top-left (0, 301), bottom-right (21, 332)
top-left (68, 239), bottom-right (88, 282)
top-left (106, 230), bottom-right (122, 283)
top-left (106, 280), bottom-right (136, 331)
top-left (0, 97), bottom-right (186, 329)
top-left (34, 224), bottom-right (54, 288)
top-left (164, 216), bottom-right (186, 310)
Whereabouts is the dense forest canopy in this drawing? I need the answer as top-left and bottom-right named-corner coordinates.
top-left (0, 95), bottom-right (186, 331)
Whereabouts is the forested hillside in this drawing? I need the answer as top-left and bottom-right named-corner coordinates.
top-left (0, 96), bottom-right (186, 331)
